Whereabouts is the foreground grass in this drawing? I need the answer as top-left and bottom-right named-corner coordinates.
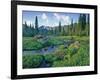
top-left (23, 36), bottom-right (89, 68)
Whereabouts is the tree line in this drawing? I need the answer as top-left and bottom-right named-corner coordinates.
top-left (23, 14), bottom-right (89, 37)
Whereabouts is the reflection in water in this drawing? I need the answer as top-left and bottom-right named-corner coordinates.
top-left (23, 40), bottom-right (74, 55)
top-left (23, 46), bottom-right (57, 55)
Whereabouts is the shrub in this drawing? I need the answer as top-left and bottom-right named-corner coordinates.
top-left (69, 44), bottom-right (89, 66)
top-left (67, 41), bottom-right (79, 56)
top-left (58, 45), bottom-right (65, 49)
top-left (43, 40), bottom-right (52, 47)
top-left (54, 49), bottom-right (66, 61)
top-left (23, 54), bottom-right (43, 68)
top-left (23, 38), bottom-right (43, 50)
top-left (47, 38), bottom-right (63, 46)
top-left (44, 54), bottom-right (54, 66)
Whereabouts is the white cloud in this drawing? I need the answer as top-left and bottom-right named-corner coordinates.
top-left (53, 13), bottom-right (71, 25)
top-left (42, 13), bottom-right (47, 20)
top-left (41, 13), bottom-right (49, 25)
top-left (61, 15), bottom-right (71, 25)
top-left (53, 13), bottom-right (60, 20)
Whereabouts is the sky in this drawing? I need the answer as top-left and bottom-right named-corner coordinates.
top-left (22, 11), bottom-right (88, 27)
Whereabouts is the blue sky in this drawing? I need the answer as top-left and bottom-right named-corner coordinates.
top-left (22, 11), bottom-right (88, 27)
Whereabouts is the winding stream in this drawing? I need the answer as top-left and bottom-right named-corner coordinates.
top-left (23, 40), bottom-right (75, 67)
top-left (23, 45), bottom-right (58, 55)
top-left (23, 40), bottom-right (74, 55)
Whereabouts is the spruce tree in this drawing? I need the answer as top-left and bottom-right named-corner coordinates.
top-left (87, 14), bottom-right (90, 25)
top-left (25, 21), bottom-right (27, 27)
top-left (63, 27), bottom-right (65, 36)
top-left (35, 16), bottom-right (39, 34)
top-left (67, 24), bottom-right (70, 35)
top-left (87, 14), bottom-right (90, 36)
top-left (71, 19), bottom-right (73, 33)
top-left (82, 14), bottom-right (86, 30)
top-left (58, 21), bottom-right (61, 33)
top-left (78, 14), bottom-right (83, 36)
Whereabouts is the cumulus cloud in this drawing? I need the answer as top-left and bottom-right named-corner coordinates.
top-left (53, 13), bottom-right (71, 25)
top-left (61, 15), bottom-right (71, 24)
top-left (41, 13), bottom-right (49, 25)
top-left (53, 13), bottom-right (60, 20)
top-left (42, 13), bottom-right (47, 20)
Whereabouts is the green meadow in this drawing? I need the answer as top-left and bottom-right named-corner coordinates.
top-left (22, 12), bottom-right (90, 68)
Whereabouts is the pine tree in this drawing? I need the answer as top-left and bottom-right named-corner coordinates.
top-left (82, 14), bottom-right (86, 30)
top-left (55, 27), bottom-right (58, 35)
top-left (71, 19), bottom-right (74, 35)
top-left (24, 21), bottom-right (27, 27)
top-left (58, 21), bottom-right (61, 33)
top-left (35, 16), bottom-right (39, 34)
top-left (62, 27), bottom-right (65, 36)
top-left (78, 14), bottom-right (87, 36)
top-left (86, 14), bottom-right (90, 36)
top-left (78, 14), bottom-right (83, 36)
top-left (67, 24), bottom-right (70, 35)
top-left (74, 23), bottom-right (78, 35)
top-left (87, 14), bottom-right (90, 25)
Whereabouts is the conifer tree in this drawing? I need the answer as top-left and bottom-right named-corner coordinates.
top-left (58, 21), bottom-right (61, 33)
top-left (35, 16), bottom-right (39, 34)
top-left (25, 21), bottom-right (27, 27)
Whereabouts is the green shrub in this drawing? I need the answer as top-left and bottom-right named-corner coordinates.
top-left (69, 44), bottom-right (89, 66)
top-left (43, 54), bottom-right (55, 66)
top-left (47, 38), bottom-right (63, 46)
top-left (58, 45), bottom-right (65, 49)
top-left (23, 38), bottom-right (43, 50)
top-left (23, 54), bottom-right (43, 68)
top-left (53, 41), bottom-right (89, 67)
top-left (67, 41), bottom-right (79, 56)
top-left (54, 49), bottom-right (66, 61)
top-left (43, 40), bottom-right (52, 47)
